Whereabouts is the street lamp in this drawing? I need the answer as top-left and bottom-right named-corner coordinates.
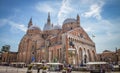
top-left (116, 48), bottom-right (118, 65)
top-left (116, 53), bottom-right (118, 65)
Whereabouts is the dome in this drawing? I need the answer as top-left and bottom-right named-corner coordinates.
top-left (63, 18), bottom-right (76, 24)
top-left (43, 23), bottom-right (53, 31)
top-left (53, 25), bottom-right (62, 29)
top-left (28, 25), bottom-right (41, 30)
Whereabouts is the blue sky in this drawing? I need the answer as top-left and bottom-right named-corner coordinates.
top-left (0, 0), bottom-right (120, 53)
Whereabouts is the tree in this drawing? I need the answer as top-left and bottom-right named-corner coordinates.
top-left (1, 45), bottom-right (10, 52)
top-left (1, 45), bottom-right (10, 63)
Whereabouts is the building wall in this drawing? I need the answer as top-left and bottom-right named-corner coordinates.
top-left (49, 45), bottom-right (62, 62)
top-left (62, 32), bottom-right (96, 65)
top-left (1, 52), bottom-right (17, 64)
top-left (17, 14), bottom-right (97, 65)
top-left (118, 49), bottom-right (120, 64)
top-left (97, 49), bottom-right (120, 64)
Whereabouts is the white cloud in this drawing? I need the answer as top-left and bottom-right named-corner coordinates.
top-left (82, 1), bottom-right (104, 20)
top-left (84, 27), bottom-right (94, 33)
top-left (57, 0), bottom-right (74, 25)
top-left (36, 3), bottom-right (55, 13)
top-left (81, 16), bottom-right (120, 53)
top-left (0, 19), bottom-right (27, 32)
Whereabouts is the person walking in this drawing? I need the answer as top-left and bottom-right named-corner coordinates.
top-left (37, 65), bottom-right (41, 73)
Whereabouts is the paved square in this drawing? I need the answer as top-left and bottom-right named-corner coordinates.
top-left (0, 66), bottom-right (120, 73)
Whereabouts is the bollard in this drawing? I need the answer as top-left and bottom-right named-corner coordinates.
top-left (26, 64), bottom-right (33, 73)
top-left (26, 70), bottom-right (32, 73)
top-left (119, 64), bottom-right (120, 71)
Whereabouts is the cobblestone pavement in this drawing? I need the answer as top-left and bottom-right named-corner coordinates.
top-left (0, 66), bottom-right (120, 73)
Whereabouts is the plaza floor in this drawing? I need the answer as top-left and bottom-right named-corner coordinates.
top-left (0, 66), bottom-right (120, 73)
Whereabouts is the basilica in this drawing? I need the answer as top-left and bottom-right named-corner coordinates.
top-left (17, 13), bottom-right (97, 65)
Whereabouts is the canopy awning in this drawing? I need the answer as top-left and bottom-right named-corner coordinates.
top-left (46, 63), bottom-right (63, 65)
top-left (11, 62), bottom-right (25, 65)
top-left (31, 62), bottom-right (43, 65)
top-left (86, 62), bottom-right (108, 65)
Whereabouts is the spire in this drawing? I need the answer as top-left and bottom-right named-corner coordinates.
top-left (47, 12), bottom-right (51, 25)
top-left (28, 17), bottom-right (33, 28)
top-left (76, 14), bottom-right (80, 26)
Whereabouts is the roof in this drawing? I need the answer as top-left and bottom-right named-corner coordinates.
top-left (43, 23), bottom-right (53, 31)
top-left (28, 25), bottom-right (41, 30)
top-left (63, 18), bottom-right (76, 24)
top-left (53, 25), bottom-right (62, 29)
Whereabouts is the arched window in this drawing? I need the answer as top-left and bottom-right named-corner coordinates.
top-left (84, 54), bottom-right (87, 63)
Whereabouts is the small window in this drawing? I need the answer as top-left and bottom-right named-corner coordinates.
top-left (80, 34), bottom-right (83, 38)
top-left (69, 41), bottom-right (74, 47)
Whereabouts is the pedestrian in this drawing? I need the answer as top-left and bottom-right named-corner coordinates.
top-left (67, 64), bottom-right (72, 73)
top-left (37, 64), bottom-right (41, 73)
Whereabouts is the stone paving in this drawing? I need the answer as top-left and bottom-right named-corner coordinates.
top-left (0, 66), bottom-right (120, 73)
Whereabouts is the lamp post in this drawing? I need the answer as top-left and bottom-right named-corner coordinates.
top-left (116, 52), bottom-right (118, 65)
top-left (116, 48), bottom-right (118, 65)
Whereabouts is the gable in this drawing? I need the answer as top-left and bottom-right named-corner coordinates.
top-left (67, 27), bottom-right (93, 43)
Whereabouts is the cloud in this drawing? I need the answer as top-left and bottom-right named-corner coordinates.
top-left (57, 0), bottom-right (74, 25)
top-left (82, 1), bottom-right (104, 20)
top-left (84, 27), bottom-right (94, 33)
top-left (36, 3), bottom-right (55, 13)
top-left (81, 15), bottom-right (120, 53)
top-left (0, 19), bottom-right (27, 32)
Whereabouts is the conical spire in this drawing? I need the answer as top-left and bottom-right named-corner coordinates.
top-left (47, 12), bottom-right (51, 25)
top-left (77, 14), bottom-right (80, 20)
top-left (28, 17), bottom-right (33, 28)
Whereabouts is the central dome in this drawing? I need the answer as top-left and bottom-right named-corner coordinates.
top-left (28, 25), bottom-right (41, 30)
top-left (43, 23), bottom-right (53, 31)
top-left (63, 18), bottom-right (76, 24)
top-left (53, 25), bottom-right (62, 29)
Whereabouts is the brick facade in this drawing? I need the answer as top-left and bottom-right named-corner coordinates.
top-left (17, 13), bottom-right (97, 65)
top-left (97, 49), bottom-right (120, 64)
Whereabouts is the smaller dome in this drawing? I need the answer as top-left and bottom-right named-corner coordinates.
top-left (28, 25), bottom-right (41, 30)
top-left (53, 25), bottom-right (62, 29)
top-left (63, 18), bottom-right (76, 24)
